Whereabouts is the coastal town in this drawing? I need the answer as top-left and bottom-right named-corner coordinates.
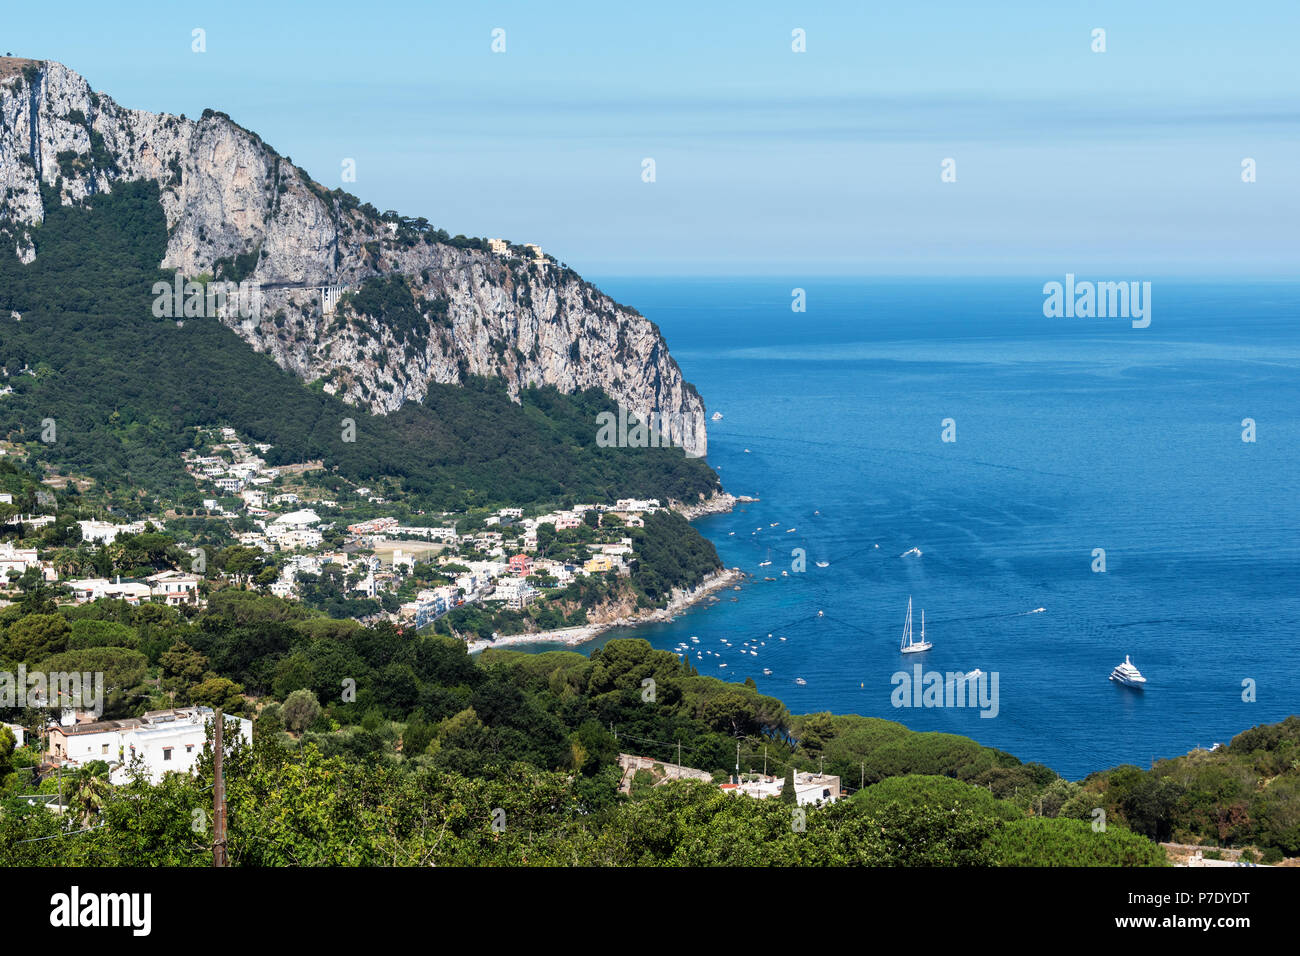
top-left (0, 425), bottom-right (741, 648)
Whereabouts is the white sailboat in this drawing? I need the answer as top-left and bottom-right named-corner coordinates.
top-left (899, 597), bottom-right (932, 654)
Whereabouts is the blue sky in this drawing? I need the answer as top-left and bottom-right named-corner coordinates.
top-left (5, 0), bottom-right (1298, 276)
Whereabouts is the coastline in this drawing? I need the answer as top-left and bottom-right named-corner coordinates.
top-left (467, 565), bottom-right (745, 654)
top-left (671, 490), bottom-right (758, 521)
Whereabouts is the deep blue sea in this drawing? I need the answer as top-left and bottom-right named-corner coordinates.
top-left (529, 277), bottom-right (1300, 779)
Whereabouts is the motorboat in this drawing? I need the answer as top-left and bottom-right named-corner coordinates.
top-left (1110, 655), bottom-right (1147, 688)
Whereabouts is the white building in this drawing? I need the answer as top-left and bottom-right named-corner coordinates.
top-left (7, 514), bottom-right (55, 530)
top-left (272, 509), bottom-right (321, 529)
top-left (723, 771), bottom-right (842, 807)
top-left (47, 707), bottom-right (253, 785)
top-left (64, 577), bottom-right (154, 606)
top-left (269, 580), bottom-right (296, 599)
top-left (491, 577), bottom-right (536, 610)
top-left (274, 528), bottom-right (324, 551)
top-left (77, 520), bottom-right (127, 544)
top-left (0, 542), bottom-right (41, 578)
top-left (146, 570), bottom-right (202, 606)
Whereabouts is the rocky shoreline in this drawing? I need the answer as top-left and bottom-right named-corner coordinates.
top-left (467, 566), bottom-right (745, 654)
top-left (672, 490), bottom-right (758, 520)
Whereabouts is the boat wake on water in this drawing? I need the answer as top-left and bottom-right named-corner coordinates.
top-left (924, 607), bottom-right (1046, 626)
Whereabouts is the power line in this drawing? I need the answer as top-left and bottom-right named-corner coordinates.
top-left (14, 823), bottom-right (107, 844)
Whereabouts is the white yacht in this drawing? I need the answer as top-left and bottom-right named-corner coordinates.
top-left (899, 597), bottom-right (932, 654)
top-left (1110, 655), bottom-right (1147, 688)
top-left (711, 411), bottom-right (723, 421)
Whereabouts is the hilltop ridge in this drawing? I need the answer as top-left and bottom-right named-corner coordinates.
top-left (0, 57), bottom-right (707, 456)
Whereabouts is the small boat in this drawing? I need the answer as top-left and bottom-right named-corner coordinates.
top-left (763, 668), bottom-right (772, 676)
top-left (900, 547), bottom-right (922, 558)
top-left (1110, 655), bottom-right (1146, 688)
top-left (750, 651), bottom-right (757, 657)
top-left (719, 663), bottom-right (727, 668)
top-left (744, 449), bottom-right (751, 453)
top-left (759, 560), bottom-right (771, 567)
top-left (786, 528), bottom-right (796, 533)
top-left (781, 570), bottom-right (788, 576)
top-left (795, 678), bottom-right (807, 685)
top-left (728, 531), bottom-right (735, 536)
top-left (899, 597), bottom-right (932, 654)
top-left (779, 636), bottom-right (787, 641)
top-left (770, 522), bottom-right (780, 527)
top-left (814, 510), bottom-right (820, 515)
top-left (815, 561), bottom-right (829, 568)
top-left (817, 610), bottom-right (824, 618)
top-left (690, 636), bottom-right (699, 643)
top-left (959, 668), bottom-right (984, 681)
top-left (764, 576), bottom-right (776, 581)
top-left (1031, 607), bottom-right (1045, 613)
top-left (711, 411), bottom-right (723, 421)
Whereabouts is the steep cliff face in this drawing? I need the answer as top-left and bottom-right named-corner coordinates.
top-left (0, 58), bottom-right (707, 456)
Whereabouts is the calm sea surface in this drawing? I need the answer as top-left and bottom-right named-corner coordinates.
top-left (522, 277), bottom-right (1300, 779)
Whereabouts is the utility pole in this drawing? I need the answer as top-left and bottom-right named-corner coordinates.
top-left (763, 746), bottom-right (767, 777)
top-left (676, 740), bottom-right (681, 768)
top-left (212, 708), bottom-right (228, 867)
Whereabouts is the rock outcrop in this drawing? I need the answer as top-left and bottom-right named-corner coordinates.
top-left (0, 57), bottom-right (707, 456)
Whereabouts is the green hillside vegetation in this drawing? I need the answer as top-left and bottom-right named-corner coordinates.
top-left (0, 507), bottom-right (1294, 865)
top-left (10, 581), bottom-right (1280, 865)
top-left (0, 180), bottom-right (719, 513)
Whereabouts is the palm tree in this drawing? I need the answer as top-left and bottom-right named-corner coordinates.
top-left (70, 763), bottom-right (111, 827)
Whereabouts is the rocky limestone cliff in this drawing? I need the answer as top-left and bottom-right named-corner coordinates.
top-left (0, 57), bottom-right (707, 457)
